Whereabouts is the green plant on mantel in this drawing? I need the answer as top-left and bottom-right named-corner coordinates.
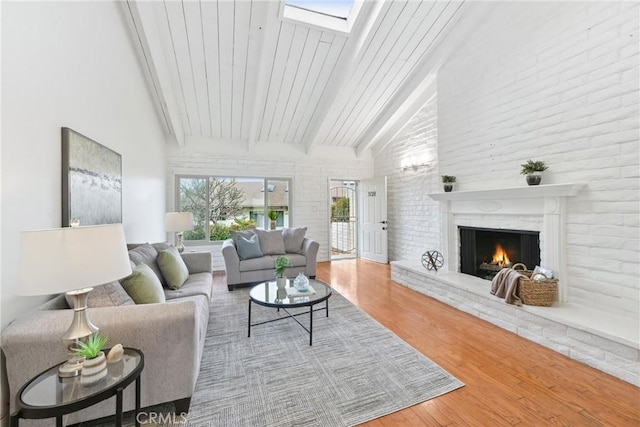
top-left (441, 175), bottom-right (457, 183)
top-left (73, 334), bottom-right (108, 360)
top-left (520, 160), bottom-right (548, 175)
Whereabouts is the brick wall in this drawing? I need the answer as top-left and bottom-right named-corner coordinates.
top-left (167, 147), bottom-right (374, 268)
top-left (374, 95), bottom-right (441, 261)
top-left (436, 2), bottom-right (639, 318)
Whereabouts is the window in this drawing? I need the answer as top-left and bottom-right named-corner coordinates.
top-left (176, 176), bottom-right (292, 242)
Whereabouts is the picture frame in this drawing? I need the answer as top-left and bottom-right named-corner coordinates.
top-left (61, 127), bottom-right (122, 227)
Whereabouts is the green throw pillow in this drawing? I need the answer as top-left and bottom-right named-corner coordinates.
top-left (237, 234), bottom-right (264, 260)
top-left (157, 246), bottom-right (190, 289)
top-left (121, 264), bottom-right (166, 304)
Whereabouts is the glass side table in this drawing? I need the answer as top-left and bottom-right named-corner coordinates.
top-left (10, 347), bottom-right (144, 427)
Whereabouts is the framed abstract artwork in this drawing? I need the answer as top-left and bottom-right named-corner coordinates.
top-left (61, 127), bottom-right (122, 227)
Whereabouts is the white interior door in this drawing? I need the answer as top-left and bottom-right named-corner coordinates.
top-left (358, 177), bottom-right (388, 263)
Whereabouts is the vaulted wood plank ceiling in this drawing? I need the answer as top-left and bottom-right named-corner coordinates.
top-left (124, 0), bottom-right (465, 155)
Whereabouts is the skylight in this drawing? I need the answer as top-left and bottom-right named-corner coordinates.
top-left (285, 0), bottom-right (354, 20)
top-left (282, 0), bottom-right (360, 33)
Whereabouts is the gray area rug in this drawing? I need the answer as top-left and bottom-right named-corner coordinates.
top-left (92, 284), bottom-right (463, 426)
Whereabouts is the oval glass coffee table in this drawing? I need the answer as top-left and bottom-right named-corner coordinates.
top-left (248, 279), bottom-right (332, 346)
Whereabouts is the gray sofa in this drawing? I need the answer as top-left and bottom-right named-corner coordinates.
top-left (222, 228), bottom-right (319, 290)
top-left (1, 242), bottom-right (213, 425)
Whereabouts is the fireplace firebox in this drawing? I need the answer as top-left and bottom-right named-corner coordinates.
top-left (459, 226), bottom-right (540, 280)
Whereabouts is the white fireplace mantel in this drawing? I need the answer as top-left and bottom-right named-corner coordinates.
top-left (428, 183), bottom-right (587, 302)
top-left (428, 183), bottom-right (586, 201)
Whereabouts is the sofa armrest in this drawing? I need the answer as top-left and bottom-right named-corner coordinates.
top-left (181, 251), bottom-right (212, 274)
top-left (301, 238), bottom-right (320, 277)
top-left (1, 299), bottom-right (203, 415)
top-left (221, 239), bottom-right (241, 285)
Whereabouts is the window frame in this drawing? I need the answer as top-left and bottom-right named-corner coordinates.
top-left (175, 175), bottom-right (293, 244)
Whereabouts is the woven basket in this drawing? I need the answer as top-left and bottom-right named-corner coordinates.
top-left (512, 263), bottom-right (558, 307)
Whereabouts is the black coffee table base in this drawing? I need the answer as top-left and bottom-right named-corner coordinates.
top-left (248, 299), bottom-right (329, 346)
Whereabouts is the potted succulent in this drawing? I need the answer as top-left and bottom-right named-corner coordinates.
top-left (274, 255), bottom-right (289, 290)
top-left (441, 175), bottom-right (456, 192)
top-left (74, 334), bottom-right (108, 385)
top-left (267, 210), bottom-right (280, 230)
top-left (520, 160), bottom-right (548, 186)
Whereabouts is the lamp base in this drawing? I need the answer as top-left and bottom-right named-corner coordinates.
top-left (61, 288), bottom-right (99, 378)
top-left (58, 357), bottom-right (84, 378)
top-left (176, 232), bottom-right (185, 253)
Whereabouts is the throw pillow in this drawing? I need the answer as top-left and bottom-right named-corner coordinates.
top-left (127, 243), bottom-right (167, 287)
top-left (282, 227), bottom-right (307, 253)
top-left (230, 230), bottom-right (255, 245)
top-left (157, 246), bottom-right (190, 290)
top-left (236, 234), bottom-right (264, 260)
top-left (120, 263), bottom-right (166, 304)
top-left (254, 229), bottom-right (286, 255)
top-left (64, 281), bottom-right (135, 308)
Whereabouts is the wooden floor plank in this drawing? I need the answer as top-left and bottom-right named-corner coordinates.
top-left (314, 259), bottom-right (640, 426)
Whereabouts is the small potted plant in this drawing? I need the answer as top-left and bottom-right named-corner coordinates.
top-left (441, 175), bottom-right (456, 192)
top-left (520, 160), bottom-right (548, 186)
top-left (274, 255), bottom-right (289, 290)
top-left (267, 210), bottom-right (280, 230)
top-left (74, 334), bottom-right (108, 385)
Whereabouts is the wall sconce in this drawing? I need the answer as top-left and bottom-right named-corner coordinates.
top-left (401, 162), bottom-right (431, 171)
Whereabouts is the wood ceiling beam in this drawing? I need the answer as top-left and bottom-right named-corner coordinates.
top-left (302, 0), bottom-right (387, 155)
top-left (121, 1), bottom-right (185, 146)
top-left (356, 1), bottom-right (498, 157)
top-left (247, 1), bottom-right (283, 151)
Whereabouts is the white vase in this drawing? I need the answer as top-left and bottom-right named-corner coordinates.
top-left (81, 351), bottom-right (107, 386)
top-left (276, 277), bottom-right (286, 290)
top-left (294, 272), bottom-right (309, 292)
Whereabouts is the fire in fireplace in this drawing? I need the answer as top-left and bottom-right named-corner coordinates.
top-left (459, 226), bottom-right (540, 280)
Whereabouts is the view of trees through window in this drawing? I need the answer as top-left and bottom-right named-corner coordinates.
top-left (177, 176), bottom-right (291, 242)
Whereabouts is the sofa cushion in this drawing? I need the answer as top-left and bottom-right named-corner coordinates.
top-left (164, 272), bottom-right (213, 301)
top-left (254, 229), bottom-right (286, 255)
top-left (282, 227), bottom-right (307, 253)
top-left (236, 234), bottom-right (263, 260)
top-left (64, 280), bottom-right (135, 308)
top-left (239, 256), bottom-right (278, 273)
top-left (275, 253), bottom-right (307, 268)
top-left (120, 264), bottom-right (166, 304)
top-left (128, 243), bottom-right (167, 287)
top-left (157, 246), bottom-right (190, 290)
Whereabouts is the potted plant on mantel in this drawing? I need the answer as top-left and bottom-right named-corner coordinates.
top-left (441, 175), bottom-right (456, 192)
top-left (74, 334), bottom-right (108, 385)
top-left (520, 159), bottom-right (548, 186)
top-left (274, 255), bottom-right (289, 290)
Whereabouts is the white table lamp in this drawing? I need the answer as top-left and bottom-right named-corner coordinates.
top-left (17, 224), bottom-right (131, 377)
top-left (165, 212), bottom-right (194, 253)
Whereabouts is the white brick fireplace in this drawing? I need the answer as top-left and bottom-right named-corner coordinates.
top-left (430, 183), bottom-right (586, 302)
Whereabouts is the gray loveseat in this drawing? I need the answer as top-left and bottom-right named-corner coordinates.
top-left (222, 228), bottom-right (319, 290)
top-left (1, 242), bottom-right (212, 425)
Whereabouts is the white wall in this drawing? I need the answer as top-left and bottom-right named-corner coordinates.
top-left (167, 141), bottom-right (374, 266)
top-left (1, 1), bottom-right (168, 329)
top-left (377, 2), bottom-right (639, 321)
top-left (436, 1), bottom-right (639, 319)
top-left (374, 94), bottom-right (440, 262)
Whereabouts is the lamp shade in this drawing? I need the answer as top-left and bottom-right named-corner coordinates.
top-left (165, 212), bottom-right (194, 232)
top-left (17, 224), bottom-right (131, 296)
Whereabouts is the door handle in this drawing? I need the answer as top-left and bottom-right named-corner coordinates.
top-left (380, 220), bottom-right (388, 224)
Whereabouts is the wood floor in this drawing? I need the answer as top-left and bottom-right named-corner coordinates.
top-left (315, 259), bottom-right (640, 427)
